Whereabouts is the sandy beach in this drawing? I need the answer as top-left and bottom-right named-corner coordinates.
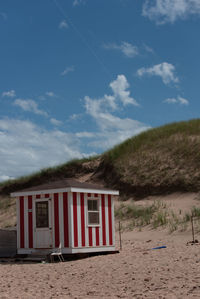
top-left (1, 193), bottom-right (200, 298)
top-left (0, 230), bottom-right (200, 298)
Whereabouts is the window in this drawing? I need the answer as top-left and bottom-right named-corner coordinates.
top-left (88, 199), bottom-right (99, 225)
top-left (36, 201), bottom-right (49, 228)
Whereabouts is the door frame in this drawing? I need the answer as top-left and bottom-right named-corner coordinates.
top-left (33, 196), bottom-right (53, 248)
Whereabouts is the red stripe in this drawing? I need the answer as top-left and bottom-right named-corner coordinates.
top-left (19, 196), bottom-right (24, 248)
top-left (45, 194), bottom-right (49, 198)
top-left (108, 195), bottom-right (113, 245)
top-left (28, 195), bottom-right (33, 248)
top-left (36, 194), bottom-right (40, 199)
top-left (73, 193), bottom-right (78, 247)
top-left (54, 193), bottom-right (60, 247)
top-left (101, 194), bottom-right (106, 245)
top-left (94, 194), bottom-right (98, 197)
top-left (80, 193), bottom-right (85, 247)
top-left (96, 227), bottom-right (99, 246)
top-left (88, 193), bottom-right (91, 197)
top-left (88, 227), bottom-right (93, 246)
top-left (63, 192), bottom-right (69, 248)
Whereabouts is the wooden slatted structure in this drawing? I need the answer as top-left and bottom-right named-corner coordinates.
top-left (0, 229), bottom-right (17, 257)
top-left (11, 179), bottom-right (119, 255)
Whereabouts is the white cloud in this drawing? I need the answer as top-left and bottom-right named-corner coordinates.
top-left (0, 175), bottom-right (13, 182)
top-left (84, 75), bottom-right (139, 117)
top-left (0, 118), bottom-right (84, 180)
top-left (110, 75), bottom-right (139, 106)
top-left (104, 42), bottom-right (139, 58)
top-left (50, 118), bottom-right (62, 126)
top-left (73, 0), bottom-right (85, 6)
top-left (163, 97), bottom-right (177, 104)
top-left (143, 44), bottom-right (154, 54)
top-left (14, 99), bottom-right (48, 117)
top-left (69, 114), bottom-right (82, 121)
top-left (61, 66), bottom-right (75, 76)
top-left (0, 12), bottom-right (7, 21)
top-left (137, 62), bottom-right (179, 85)
top-left (2, 90), bottom-right (16, 98)
top-left (142, 0), bottom-right (200, 24)
top-left (163, 95), bottom-right (189, 105)
top-left (178, 96), bottom-right (189, 105)
top-left (82, 75), bottom-right (149, 150)
top-left (84, 97), bottom-right (149, 149)
top-left (45, 91), bottom-right (55, 97)
top-left (59, 20), bottom-right (68, 29)
top-left (76, 132), bottom-right (95, 138)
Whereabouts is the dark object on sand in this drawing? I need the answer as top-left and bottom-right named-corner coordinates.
top-left (187, 239), bottom-right (199, 245)
top-left (151, 246), bottom-right (167, 250)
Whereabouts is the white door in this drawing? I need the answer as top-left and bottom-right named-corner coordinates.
top-left (34, 199), bottom-right (53, 248)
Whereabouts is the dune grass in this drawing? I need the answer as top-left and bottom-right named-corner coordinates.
top-left (115, 200), bottom-right (200, 233)
top-left (104, 119), bottom-right (200, 163)
top-left (0, 155), bottom-right (99, 195)
top-left (1, 118), bottom-right (200, 197)
top-left (102, 119), bottom-right (200, 195)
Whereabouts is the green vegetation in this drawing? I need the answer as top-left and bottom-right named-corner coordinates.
top-left (115, 200), bottom-right (169, 229)
top-left (0, 196), bottom-right (14, 210)
top-left (191, 206), bottom-right (200, 217)
top-left (0, 156), bottom-right (99, 195)
top-left (104, 119), bottom-right (200, 162)
top-left (102, 119), bottom-right (200, 196)
top-left (1, 118), bottom-right (200, 197)
top-left (115, 202), bottom-right (156, 226)
top-left (115, 201), bottom-right (200, 233)
top-left (2, 118), bottom-right (200, 228)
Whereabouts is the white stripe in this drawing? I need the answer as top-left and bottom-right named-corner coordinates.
top-left (92, 227), bottom-right (96, 247)
top-left (99, 196), bottom-right (102, 246)
top-left (51, 194), bottom-right (55, 248)
top-left (67, 192), bottom-right (71, 248)
top-left (112, 196), bottom-right (115, 246)
top-left (24, 197), bottom-right (28, 248)
top-left (77, 193), bottom-right (82, 247)
top-left (32, 196), bottom-right (36, 248)
top-left (69, 192), bottom-right (74, 248)
top-left (11, 188), bottom-right (119, 197)
top-left (48, 195), bottom-right (53, 248)
top-left (16, 197), bottom-right (20, 249)
top-left (84, 193), bottom-right (89, 247)
top-left (59, 193), bottom-right (64, 247)
top-left (18, 245), bottom-right (115, 255)
top-left (105, 195), bottom-right (109, 246)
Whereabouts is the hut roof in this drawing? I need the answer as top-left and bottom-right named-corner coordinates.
top-left (11, 179), bottom-right (119, 197)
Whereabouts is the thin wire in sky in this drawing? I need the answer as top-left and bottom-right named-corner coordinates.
top-left (53, 0), bottom-right (113, 80)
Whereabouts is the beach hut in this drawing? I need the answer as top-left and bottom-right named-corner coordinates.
top-left (11, 179), bottom-right (119, 255)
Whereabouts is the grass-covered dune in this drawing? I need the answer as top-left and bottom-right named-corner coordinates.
top-left (101, 119), bottom-right (200, 196)
top-left (0, 157), bottom-right (100, 195)
top-left (1, 119), bottom-right (200, 197)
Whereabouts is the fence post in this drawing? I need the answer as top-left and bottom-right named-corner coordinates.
top-left (119, 221), bottom-right (122, 250)
top-left (191, 213), bottom-right (195, 243)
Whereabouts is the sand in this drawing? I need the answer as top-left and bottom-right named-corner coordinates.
top-left (0, 230), bottom-right (200, 299)
top-left (1, 193), bottom-right (200, 298)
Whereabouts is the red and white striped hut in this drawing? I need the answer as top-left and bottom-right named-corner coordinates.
top-left (11, 179), bottom-right (119, 255)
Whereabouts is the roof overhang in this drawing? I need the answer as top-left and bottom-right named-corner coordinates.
top-left (11, 187), bottom-right (119, 197)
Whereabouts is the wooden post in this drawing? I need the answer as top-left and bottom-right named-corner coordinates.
top-left (191, 214), bottom-right (195, 243)
top-left (119, 221), bottom-right (122, 250)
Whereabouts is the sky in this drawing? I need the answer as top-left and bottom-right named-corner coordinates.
top-left (1, 0), bottom-right (200, 181)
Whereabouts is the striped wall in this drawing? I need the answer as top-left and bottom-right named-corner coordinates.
top-left (71, 193), bottom-right (115, 248)
top-left (17, 192), bottom-right (115, 251)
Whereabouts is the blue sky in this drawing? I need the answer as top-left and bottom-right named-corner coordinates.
top-left (1, 0), bottom-right (200, 181)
